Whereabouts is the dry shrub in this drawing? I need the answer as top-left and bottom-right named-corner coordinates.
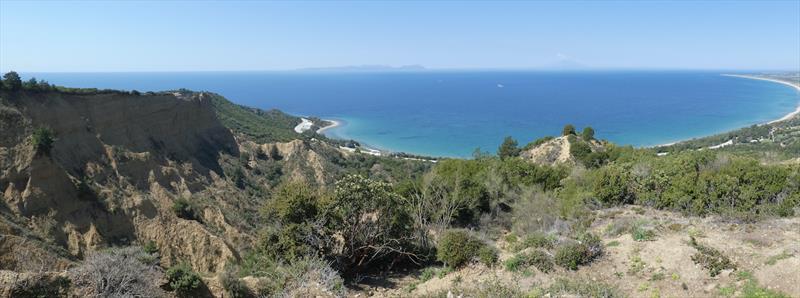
top-left (69, 246), bottom-right (164, 297)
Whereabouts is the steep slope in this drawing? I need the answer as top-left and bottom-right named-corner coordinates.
top-left (0, 90), bottom-right (245, 274)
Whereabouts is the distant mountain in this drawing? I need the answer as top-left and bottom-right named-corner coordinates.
top-left (297, 64), bottom-right (426, 72)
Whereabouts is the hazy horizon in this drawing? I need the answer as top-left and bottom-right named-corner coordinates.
top-left (2, 1), bottom-right (799, 72)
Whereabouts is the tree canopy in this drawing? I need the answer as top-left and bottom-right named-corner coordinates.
top-left (497, 136), bottom-right (520, 159)
top-left (562, 124), bottom-right (576, 136)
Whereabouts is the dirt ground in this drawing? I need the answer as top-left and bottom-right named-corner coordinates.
top-left (366, 205), bottom-right (800, 297)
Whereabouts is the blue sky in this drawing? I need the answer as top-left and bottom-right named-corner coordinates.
top-left (1, 1), bottom-right (799, 72)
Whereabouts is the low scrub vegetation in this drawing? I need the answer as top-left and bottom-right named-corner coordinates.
top-left (554, 234), bottom-right (604, 270)
top-left (436, 229), bottom-right (489, 268)
top-left (505, 249), bottom-right (554, 273)
top-left (689, 237), bottom-right (736, 277)
top-left (166, 263), bottom-right (203, 297)
top-left (68, 247), bottom-right (162, 297)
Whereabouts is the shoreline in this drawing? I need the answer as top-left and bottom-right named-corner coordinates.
top-left (721, 74), bottom-right (800, 124)
top-left (316, 119), bottom-right (341, 134)
top-left (654, 74), bottom-right (800, 148)
top-left (308, 73), bottom-right (800, 154)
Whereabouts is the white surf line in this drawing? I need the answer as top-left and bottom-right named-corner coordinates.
top-left (722, 74), bottom-right (800, 124)
top-left (294, 118), bottom-right (313, 133)
top-left (316, 119), bottom-right (341, 134)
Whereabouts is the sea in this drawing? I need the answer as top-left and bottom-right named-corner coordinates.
top-left (23, 70), bottom-right (800, 157)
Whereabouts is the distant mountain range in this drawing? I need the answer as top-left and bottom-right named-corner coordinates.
top-left (297, 64), bottom-right (427, 72)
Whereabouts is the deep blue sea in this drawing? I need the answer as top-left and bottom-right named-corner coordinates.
top-left (23, 71), bottom-right (800, 157)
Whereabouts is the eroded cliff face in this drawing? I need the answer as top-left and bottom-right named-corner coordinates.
top-left (0, 91), bottom-right (249, 274)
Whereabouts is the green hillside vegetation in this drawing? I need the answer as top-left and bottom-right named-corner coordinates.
top-left (2, 71), bottom-right (798, 297)
top-left (208, 93), bottom-right (306, 143)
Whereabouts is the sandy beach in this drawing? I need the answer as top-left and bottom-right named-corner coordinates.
top-left (316, 119), bottom-right (341, 134)
top-left (722, 74), bottom-right (800, 124)
top-left (294, 118), bottom-right (313, 133)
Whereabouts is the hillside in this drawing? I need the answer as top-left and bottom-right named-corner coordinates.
top-left (0, 74), bottom-right (798, 298)
top-left (0, 82), bottom-right (430, 296)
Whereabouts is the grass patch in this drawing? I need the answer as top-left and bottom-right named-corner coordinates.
top-left (764, 250), bottom-right (793, 266)
top-left (543, 278), bottom-right (623, 298)
top-left (630, 220), bottom-right (657, 241)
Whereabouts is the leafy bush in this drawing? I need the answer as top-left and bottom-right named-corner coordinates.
top-left (172, 198), bottom-right (199, 220)
top-left (562, 124), bottom-right (576, 136)
top-left (504, 254), bottom-right (526, 272)
top-left (554, 234), bottom-right (603, 270)
top-left (477, 246), bottom-right (499, 266)
top-left (527, 250), bottom-right (555, 273)
top-left (166, 263), bottom-right (203, 297)
top-left (511, 232), bottom-right (556, 252)
top-left (436, 229), bottom-right (484, 268)
top-left (142, 240), bottom-right (159, 255)
top-left (31, 127), bottom-right (55, 156)
top-left (262, 182), bottom-right (318, 223)
top-left (69, 247), bottom-right (162, 297)
top-left (689, 237), bottom-right (736, 277)
top-left (323, 174), bottom-right (417, 273)
top-left (498, 136), bottom-right (520, 159)
top-left (256, 223), bottom-right (314, 261)
top-left (592, 165), bottom-right (633, 205)
top-left (582, 126), bottom-right (595, 140)
top-left (504, 250), bottom-right (554, 273)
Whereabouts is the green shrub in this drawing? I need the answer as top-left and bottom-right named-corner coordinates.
top-left (166, 263), bottom-right (202, 297)
top-left (630, 222), bottom-right (656, 241)
top-left (420, 267), bottom-right (436, 282)
top-left (325, 174), bottom-right (417, 273)
top-left (171, 198), bottom-right (198, 220)
top-left (504, 254), bottom-right (526, 272)
top-left (436, 230), bottom-right (484, 268)
top-left (689, 237), bottom-right (735, 277)
top-left (582, 127), bottom-right (595, 140)
top-left (554, 234), bottom-right (603, 270)
top-left (142, 241), bottom-right (158, 255)
top-left (32, 127), bottom-right (55, 156)
top-left (513, 232), bottom-right (556, 251)
top-left (562, 124), bottom-right (576, 136)
top-left (593, 165), bottom-right (633, 205)
top-left (219, 266), bottom-right (250, 298)
top-left (527, 250), bottom-right (555, 273)
top-left (262, 182), bottom-right (318, 223)
top-left (504, 250), bottom-right (554, 274)
top-left (256, 223), bottom-right (313, 261)
top-left (554, 242), bottom-right (585, 270)
top-left (505, 233), bottom-right (518, 244)
top-left (498, 136), bottom-right (521, 159)
top-left (477, 246), bottom-right (498, 267)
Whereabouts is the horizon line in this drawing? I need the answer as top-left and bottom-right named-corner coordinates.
top-left (4, 67), bottom-right (799, 74)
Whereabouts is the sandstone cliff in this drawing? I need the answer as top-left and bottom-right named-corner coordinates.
top-left (0, 90), bottom-right (249, 275)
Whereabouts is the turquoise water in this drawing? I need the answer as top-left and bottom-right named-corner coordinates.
top-left (25, 71), bottom-right (800, 157)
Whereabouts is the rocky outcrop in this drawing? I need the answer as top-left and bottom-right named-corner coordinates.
top-left (520, 135), bottom-right (604, 166)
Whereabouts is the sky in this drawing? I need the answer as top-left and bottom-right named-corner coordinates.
top-left (1, 0), bottom-right (799, 72)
